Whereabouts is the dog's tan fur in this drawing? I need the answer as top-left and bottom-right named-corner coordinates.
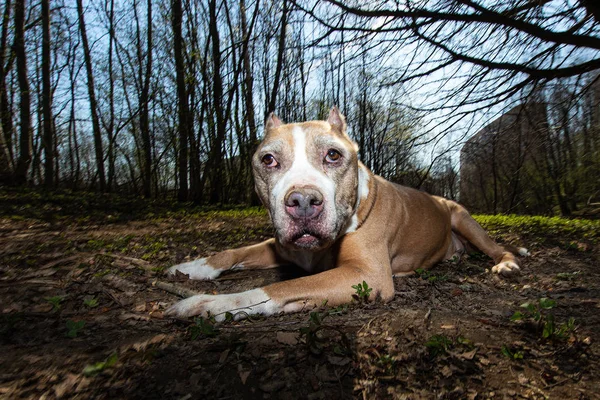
top-left (165, 108), bottom-right (524, 320)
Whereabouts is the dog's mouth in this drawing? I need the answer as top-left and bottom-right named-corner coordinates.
top-left (289, 229), bottom-right (325, 249)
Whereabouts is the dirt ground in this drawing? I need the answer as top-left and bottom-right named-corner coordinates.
top-left (0, 190), bottom-right (599, 399)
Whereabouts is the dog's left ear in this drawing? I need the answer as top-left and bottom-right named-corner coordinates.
top-left (327, 106), bottom-right (347, 133)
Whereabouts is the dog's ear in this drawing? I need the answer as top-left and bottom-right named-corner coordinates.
top-left (327, 106), bottom-right (347, 133)
top-left (265, 112), bottom-right (283, 131)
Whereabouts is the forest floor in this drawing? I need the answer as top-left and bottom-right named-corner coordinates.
top-left (1, 188), bottom-right (599, 399)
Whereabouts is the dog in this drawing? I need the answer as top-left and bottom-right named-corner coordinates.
top-left (165, 107), bottom-right (527, 320)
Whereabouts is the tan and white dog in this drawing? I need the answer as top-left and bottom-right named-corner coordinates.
top-left (165, 108), bottom-right (526, 320)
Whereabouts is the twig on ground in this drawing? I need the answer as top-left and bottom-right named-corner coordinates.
top-left (153, 280), bottom-right (200, 298)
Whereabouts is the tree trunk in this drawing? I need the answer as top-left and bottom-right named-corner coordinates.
top-left (106, 0), bottom-right (116, 191)
top-left (139, 0), bottom-right (153, 198)
top-left (267, 0), bottom-right (288, 115)
top-left (240, 0), bottom-right (260, 204)
top-left (77, 0), bottom-right (106, 191)
top-left (172, 0), bottom-right (188, 201)
top-left (240, 0), bottom-right (257, 146)
top-left (207, 0), bottom-right (227, 203)
top-left (42, 0), bottom-right (54, 188)
top-left (0, 0), bottom-right (13, 183)
top-left (14, 0), bottom-right (31, 185)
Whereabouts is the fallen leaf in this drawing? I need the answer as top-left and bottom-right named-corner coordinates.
top-left (441, 365), bottom-right (453, 378)
top-left (239, 370), bottom-right (251, 385)
top-left (276, 331), bottom-right (299, 345)
top-left (460, 349), bottom-right (478, 360)
top-left (219, 349), bottom-right (230, 364)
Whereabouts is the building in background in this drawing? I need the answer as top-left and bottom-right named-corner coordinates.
top-left (460, 104), bottom-right (549, 214)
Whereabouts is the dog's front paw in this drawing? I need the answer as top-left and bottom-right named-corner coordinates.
top-left (164, 289), bottom-right (279, 321)
top-left (492, 261), bottom-right (521, 277)
top-left (167, 258), bottom-right (221, 280)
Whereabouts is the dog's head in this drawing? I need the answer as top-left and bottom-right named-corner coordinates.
top-left (252, 107), bottom-right (359, 251)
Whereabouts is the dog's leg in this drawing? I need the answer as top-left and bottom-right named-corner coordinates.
top-left (447, 201), bottom-right (526, 277)
top-left (166, 240), bottom-right (394, 320)
top-left (167, 238), bottom-right (284, 280)
top-left (165, 265), bottom-right (392, 320)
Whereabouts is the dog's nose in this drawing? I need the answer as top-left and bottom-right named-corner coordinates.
top-left (284, 188), bottom-right (324, 219)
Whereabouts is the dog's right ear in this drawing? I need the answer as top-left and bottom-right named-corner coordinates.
top-left (327, 106), bottom-right (347, 133)
top-left (265, 112), bottom-right (283, 131)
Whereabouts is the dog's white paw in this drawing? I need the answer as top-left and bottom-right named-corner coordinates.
top-left (167, 257), bottom-right (221, 280)
top-left (164, 288), bottom-right (280, 321)
top-left (492, 261), bottom-right (521, 277)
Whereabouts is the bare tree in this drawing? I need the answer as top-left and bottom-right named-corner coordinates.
top-left (0, 0), bottom-right (13, 183)
top-left (266, 0), bottom-right (288, 115)
top-left (77, 0), bottom-right (106, 191)
top-left (42, 0), bottom-right (54, 188)
top-left (106, 0), bottom-right (116, 191)
top-left (136, 0), bottom-right (153, 197)
top-left (172, 0), bottom-right (189, 201)
top-left (296, 0), bottom-right (600, 130)
top-left (14, 0), bottom-right (32, 185)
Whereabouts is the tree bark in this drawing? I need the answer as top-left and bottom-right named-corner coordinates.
top-left (139, 0), bottom-right (153, 197)
top-left (14, 0), bottom-right (31, 185)
top-left (106, 0), bottom-right (116, 191)
top-left (172, 0), bottom-right (188, 201)
top-left (77, 0), bottom-right (106, 191)
top-left (207, 0), bottom-right (226, 204)
top-left (42, 0), bottom-right (54, 188)
top-left (0, 0), bottom-right (13, 182)
top-left (267, 0), bottom-right (288, 115)
top-left (240, 0), bottom-right (260, 204)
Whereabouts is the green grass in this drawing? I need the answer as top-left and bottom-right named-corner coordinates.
top-left (1, 188), bottom-right (597, 244)
top-left (0, 187), bottom-right (267, 224)
top-left (474, 214), bottom-right (600, 243)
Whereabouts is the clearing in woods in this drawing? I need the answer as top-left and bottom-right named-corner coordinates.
top-left (1, 189), bottom-right (599, 399)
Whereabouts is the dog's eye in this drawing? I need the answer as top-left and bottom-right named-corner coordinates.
top-left (261, 154), bottom-right (278, 167)
top-left (325, 149), bottom-right (342, 163)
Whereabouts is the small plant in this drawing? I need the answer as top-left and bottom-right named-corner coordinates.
top-left (83, 353), bottom-right (118, 376)
top-left (190, 317), bottom-right (219, 339)
top-left (299, 309), bottom-right (351, 356)
top-left (83, 297), bottom-right (99, 308)
top-left (45, 296), bottom-right (64, 311)
top-left (329, 304), bottom-right (349, 316)
top-left (376, 354), bottom-right (397, 374)
top-left (501, 345), bottom-right (524, 360)
top-left (66, 320), bottom-right (85, 338)
top-left (352, 281), bottom-right (372, 302)
top-left (425, 334), bottom-right (453, 356)
top-left (299, 311), bottom-right (327, 354)
top-left (510, 298), bottom-right (576, 340)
